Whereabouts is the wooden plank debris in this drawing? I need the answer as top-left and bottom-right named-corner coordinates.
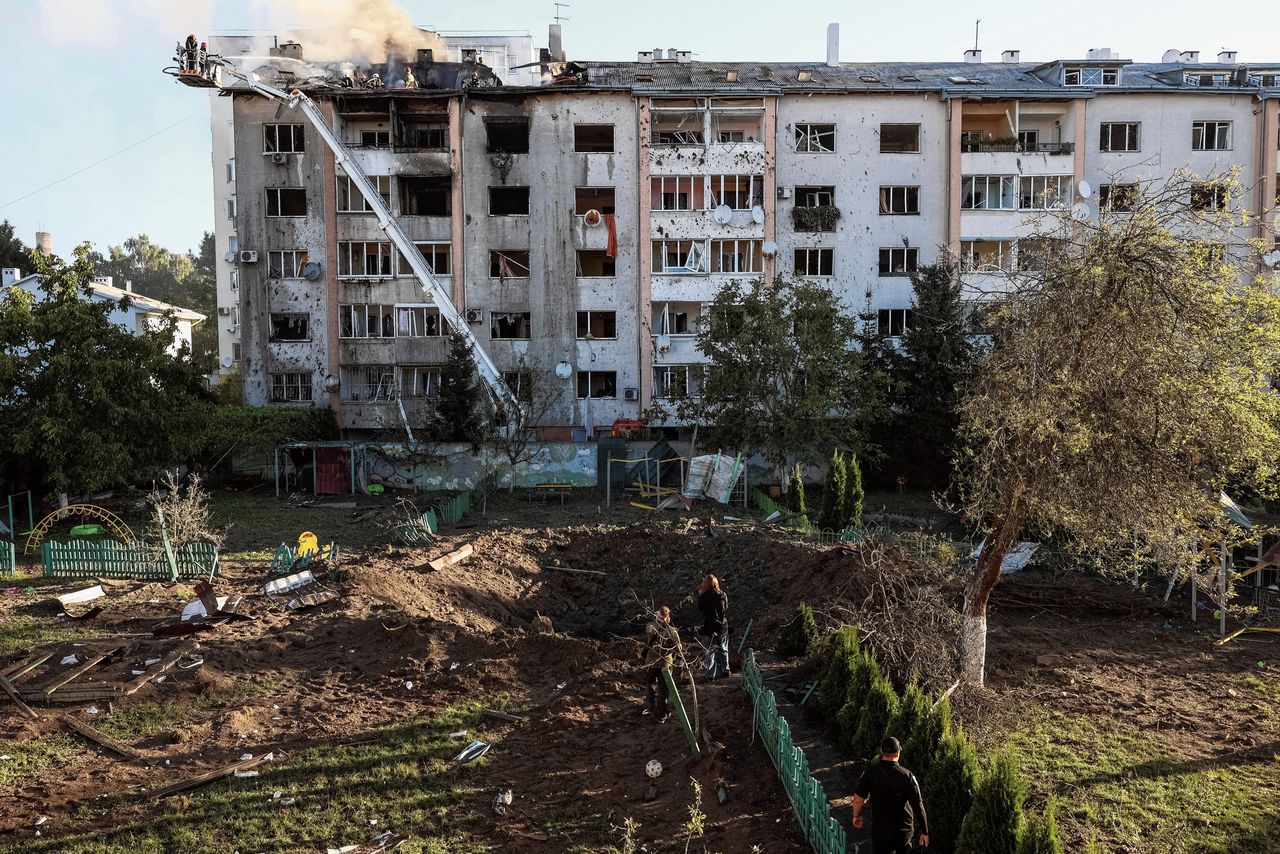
top-left (3, 651), bottom-right (55, 682)
top-left (0, 673), bottom-right (39, 719)
top-left (145, 753), bottom-right (269, 799)
top-left (480, 708), bottom-right (525, 724)
top-left (43, 646), bottom-right (124, 699)
top-left (123, 643), bottom-right (195, 696)
top-left (61, 716), bottom-right (143, 759)
top-left (538, 565), bottom-right (604, 577)
top-left (427, 543), bottom-right (473, 572)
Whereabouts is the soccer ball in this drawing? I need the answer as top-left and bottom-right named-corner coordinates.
top-left (645, 760), bottom-right (663, 779)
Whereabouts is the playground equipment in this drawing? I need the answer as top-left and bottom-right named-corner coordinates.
top-left (24, 504), bottom-right (135, 556)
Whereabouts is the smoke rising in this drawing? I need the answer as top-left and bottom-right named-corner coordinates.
top-left (253, 0), bottom-right (445, 64)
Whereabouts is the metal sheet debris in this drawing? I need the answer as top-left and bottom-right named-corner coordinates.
top-left (265, 570), bottom-right (316, 596)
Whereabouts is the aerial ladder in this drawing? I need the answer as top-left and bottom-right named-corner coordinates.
top-left (166, 47), bottom-right (523, 436)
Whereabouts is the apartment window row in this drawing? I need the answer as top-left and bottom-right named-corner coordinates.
top-left (961, 175), bottom-right (1074, 211)
top-left (338, 365), bottom-right (444, 402)
top-left (960, 237), bottom-right (1067, 273)
top-left (265, 177), bottom-right (451, 219)
top-left (338, 304), bottom-right (449, 339)
top-left (797, 247), bottom-right (921, 277)
top-left (650, 98), bottom-right (765, 146)
top-left (652, 240), bottom-right (763, 274)
top-left (1098, 120), bottom-right (1231, 152)
top-left (648, 176), bottom-right (764, 212)
top-left (793, 122), bottom-right (921, 153)
top-left (331, 242), bottom-right (451, 280)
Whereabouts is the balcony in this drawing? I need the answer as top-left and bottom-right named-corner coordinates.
top-left (961, 139), bottom-right (1074, 155)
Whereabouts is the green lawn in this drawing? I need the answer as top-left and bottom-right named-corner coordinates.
top-left (0, 615), bottom-right (94, 656)
top-left (4, 704), bottom-right (496, 854)
top-left (210, 491), bottom-right (387, 561)
top-left (0, 735), bottom-right (82, 788)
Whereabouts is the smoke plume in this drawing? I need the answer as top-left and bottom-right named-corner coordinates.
top-left (254, 0), bottom-right (445, 64)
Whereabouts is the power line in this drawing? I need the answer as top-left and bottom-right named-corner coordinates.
top-left (0, 113), bottom-right (199, 210)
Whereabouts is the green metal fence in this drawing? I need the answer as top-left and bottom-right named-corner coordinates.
top-left (436, 468), bottom-right (504, 527)
top-left (0, 540), bottom-right (14, 577)
top-left (742, 649), bottom-right (846, 854)
top-left (41, 539), bottom-right (220, 581)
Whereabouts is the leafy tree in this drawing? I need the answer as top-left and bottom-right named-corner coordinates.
top-left (431, 332), bottom-right (485, 446)
top-left (818, 450), bottom-right (848, 531)
top-left (845, 452), bottom-right (865, 531)
top-left (775, 603), bottom-right (819, 658)
top-left (953, 172), bottom-right (1280, 685)
top-left (0, 245), bottom-right (209, 495)
top-left (892, 259), bottom-right (975, 488)
top-left (850, 671), bottom-right (899, 758)
top-left (787, 465), bottom-right (807, 515)
top-left (921, 726), bottom-right (979, 854)
top-left (956, 752), bottom-right (1026, 854)
top-left (0, 219), bottom-right (31, 271)
top-left (194, 404), bottom-right (337, 464)
top-left (1017, 799), bottom-right (1064, 854)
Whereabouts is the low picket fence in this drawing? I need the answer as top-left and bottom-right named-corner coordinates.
top-left (41, 539), bottom-right (220, 580)
top-left (0, 540), bottom-right (14, 576)
top-left (742, 649), bottom-right (846, 854)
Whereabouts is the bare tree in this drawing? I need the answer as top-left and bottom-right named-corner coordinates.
top-left (486, 357), bottom-right (566, 492)
top-left (146, 471), bottom-right (225, 550)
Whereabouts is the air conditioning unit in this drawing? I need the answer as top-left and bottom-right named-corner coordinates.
top-left (465, 309), bottom-right (483, 324)
top-left (623, 387), bottom-right (639, 401)
top-left (270, 152), bottom-right (288, 164)
top-left (217, 306), bottom-right (231, 316)
top-left (239, 250), bottom-right (258, 263)
top-left (777, 186), bottom-right (791, 199)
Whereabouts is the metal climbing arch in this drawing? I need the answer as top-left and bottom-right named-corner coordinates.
top-left (23, 505), bottom-right (136, 556)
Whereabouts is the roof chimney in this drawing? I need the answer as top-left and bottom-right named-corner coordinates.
top-left (35, 231), bottom-right (51, 257)
top-left (964, 48), bottom-right (982, 63)
top-left (1179, 50), bottom-right (1200, 63)
top-left (548, 23), bottom-right (564, 61)
top-left (637, 50), bottom-right (653, 63)
top-left (1, 268), bottom-right (19, 287)
top-left (1085, 48), bottom-right (1115, 61)
top-left (1002, 49), bottom-right (1020, 63)
top-left (1218, 50), bottom-right (1237, 64)
top-left (271, 41), bottom-right (303, 61)
top-left (826, 23), bottom-right (840, 67)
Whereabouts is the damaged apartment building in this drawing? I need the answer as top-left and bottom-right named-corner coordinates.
top-left (208, 25), bottom-right (1280, 437)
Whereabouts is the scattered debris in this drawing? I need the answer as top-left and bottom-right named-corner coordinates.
top-left (0, 673), bottom-right (39, 719)
top-left (448, 730), bottom-right (468, 739)
top-left (325, 831), bottom-right (405, 854)
top-left (481, 708), bottom-right (525, 724)
top-left (286, 590), bottom-right (339, 611)
top-left (426, 543), bottom-right (474, 572)
top-left (264, 570), bottom-right (316, 596)
top-left (55, 585), bottom-right (106, 619)
top-left (61, 716), bottom-right (144, 760)
top-left (493, 788), bottom-right (513, 815)
top-left (146, 753), bottom-right (273, 799)
top-left (447, 740), bottom-right (490, 769)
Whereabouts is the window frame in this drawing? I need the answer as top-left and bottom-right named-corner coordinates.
top-left (1099, 122), bottom-right (1141, 152)
top-left (794, 123), bottom-right (836, 153)
top-left (653, 240), bottom-right (707, 275)
top-left (575, 370), bottom-right (618, 399)
top-left (263, 124), bottom-right (305, 154)
top-left (265, 187), bottom-right (307, 218)
top-left (961, 175), bottom-right (1017, 211)
top-left (400, 242), bottom-right (451, 276)
top-left (709, 239), bottom-right (763, 274)
top-left (336, 173), bottom-right (391, 213)
top-left (270, 372), bottom-right (312, 402)
top-left (267, 249), bottom-right (309, 279)
top-left (878, 185), bottom-right (920, 215)
top-left (653, 365), bottom-right (703, 399)
top-left (1019, 175), bottom-right (1074, 211)
top-left (879, 123), bottom-right (921, 153)
top-left (268, 312), bottom-right (311, 343)
top-left (877, 308), bottom-right (915, 338)
top-left (878, 247), bottom-right (920, 277)
top-left (490, 311), bottom-right (533, 340)
top-left (576, 310), bottom-right (618, 340)
top-left (398, 365), bottom-right (443, 400)
top-left (651, 176), bottom-right (705, 211)
top-left (1191, 120), bottom-right (1232, 151)
top-left (336, 241), bottom-right (393, 279)
top-left (489, 250), bottom-right (531, 279)
top-left (337, 304), bottom-right (395, 339)
top-left (794, 247), bottom-right (835, 277)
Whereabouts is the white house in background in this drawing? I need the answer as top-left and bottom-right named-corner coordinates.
top-left (2, 268), bottom-right (206, 356)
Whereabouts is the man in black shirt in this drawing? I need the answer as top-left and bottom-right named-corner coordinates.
top-left (852, 736), bottom-right (929, 853)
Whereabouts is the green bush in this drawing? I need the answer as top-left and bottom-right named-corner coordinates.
top-left (921, 725), bottom-right (979, 854)
top-left (845, 453), bottom-right (864, 530)
top-left (776, 603), bottom-right (820, 658)
top-left (903, 693), bottom-right (952, 788)
top-left (956, 752), bottom-right (1026, 854)
top-left (816, 627), bottom-right (859, 719)
top-left (196, 405), bottom-right (338, 461)
top-left (850, 671), bottom-right (899, 758)
top-left (1017, 799), bottom-right (1064, 854)
top-left (787, 465), bottom-right (807, 515)
top-left (818, 450), bottom-right (848, 531)
top-left (887, 676), bottom-right (930, 755)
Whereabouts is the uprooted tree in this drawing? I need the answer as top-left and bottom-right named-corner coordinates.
top-left (953, 170), bottom-right (1280, 686)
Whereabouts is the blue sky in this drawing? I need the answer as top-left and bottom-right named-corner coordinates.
top-left (1, 0), bottom-right (1276, 259)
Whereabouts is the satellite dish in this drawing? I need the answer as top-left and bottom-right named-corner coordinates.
top-left (583, 209), bottom-right (602, 227)
top-left (751, 205), bottom-right (765, 224)
top-left (712, 204), bottom-right (733, 225)
top-left (761, 240), bottom-right (779, 257)
top-left (1263, 251), bottom-right (1280, 267)
top-left (1071, 202), bottom-right (1091, 222)
top-left (302, 261), bottom-right (322, 281)
top-left (220, 356), bottom-right (234, 369)
top-left (323, 373), bottom-right (341, 392)
top-left (554, 361), bottom-right (572, 379)
top-left (656, 334), bottom-right (672, 352)
top-left (1077, 180), bottom-right (1093, 199)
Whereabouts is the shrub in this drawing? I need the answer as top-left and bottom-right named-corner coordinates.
top-left (850, 672), bottom-right (899, 758)
top-left (834, 648), bottom-right (880, 743)
top-left (887, 676), bottom-right (930, 754)
top-left (844, 453), bottom-right (864, 530)
top-left (921, 725), bottom-right (979, 854)
top-left (776, 603), bottom-right (820, 658)
top-left (816, 627), bottom-right (859, 719)
top-left (903, 693), bottom-right (952, 788)
top-left (1017, 799), bottom-right (1064, 854)
top-left (818, 450), bottom-right (848, 531)
top-left (787, 465), bottom-right (807, 515)
top-left (956, 752), bottom-right (1026, 854)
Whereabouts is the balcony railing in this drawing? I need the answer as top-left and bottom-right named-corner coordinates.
top-left (962, 140), bottom-right (1075, 155)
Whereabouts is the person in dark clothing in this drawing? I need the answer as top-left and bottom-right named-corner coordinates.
top-left (852, 737), bottom-right (929, 852)
top-left (696, 574), bottom-right (730, 680)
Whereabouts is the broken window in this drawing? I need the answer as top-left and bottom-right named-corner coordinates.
top-left (269, 312), bottom-right (310, 342)
top-left (576, 311), bottom-right (617, 339)
top-left (651, 101), bottom-right (705, 145)
top-left (650, 176), bottom-right (705, 211)
top-left (653, 302), bottom-right (701, 335)
top-left (398, 242), bottom-right (451, 276)
top-left (709, 99), bottom-right (763, 144)
top-left (396, 305), bottom-right (447, 337)
top-left (270, 372), bottom-right (312, 402)
top-left (1099, 183), bottom-right (1139, 212)
top-left (709, 175), bottom-right (763, 210)
top-left (501, 370), bottom-right (535, 404)
top-left (489, 186), bottom-right (530, 215)
top-left (1020, 175), bottom-right (1073, 210)
top-left (342, 365), bottom-right (397, 401)
top-left (794, 247), bottom-right (834, 277)
top-left (1192, 120), bottom-right (1232, 151)
top-left (266, 187), bottom-right (307, 217)
top-left (653, 366), bottom-right (703, 398)
top-left (653, 240), bottom-right (706, 274)
top-left (794, 186), bottom-right (837, 232)
top-left (796, 186), bottom-right (835, 208)
top-left (880, 124), bottom-right (920, 153)
top-left (489, 251), bottom-right (531, 279)
top-left (961, 176), bottom-right (1017, 210)
top-left (879, 186), bottom-right (920, 215)
top-left (576, 370), bottom-right (617, 399)
top-left (485, 117), bottom-right (530, 153)
top-left (960, 239), bottom-right (1014, 272)
top-left (1191, 182), bottom-right (1229, 211)
top-left (794, 123), bottom-right (835, 152)
top-left (575, 187), bottom-right (615, 215)
top-left (491, 312), bottom-right (532, 339)
top-left (399, 365), bottom-right (442, 399)
top-left (263, 124), bottom-right (305, 154)
top-left (1016, 238), bottom-right (1066, 273)
top-left (710, 240), bottom-right (763, 274)
top-left (398, 119), bottom-right (448, 150)
top-left (577, 250), bottom-right (616, 277)
top-left (336, 242), bottom-right (393, 278)
top-left (267, 249), bottom-right (309, 279)
top-left (1063, 67), bottom-right (1118, 86)
top-left (359, 129), bottom-right (390, 147)
top-left (1099, 122), bottom-right (1140, 152)
top-left (336, 173), bottom-right (391, 213)
top-left (337, 304), bottom-right (395, 338)
top-left (878, 247), bottom-right (919, 276)
top-left (574, 124), bottom-right (614, 152)
top-left (400, 176), bottom-right (451, 216)
top-left (877, 309), bottom-right (915, 338)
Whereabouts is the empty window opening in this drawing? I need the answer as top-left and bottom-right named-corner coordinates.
top-left (266, 187), bottom-right (307, 217)
top-left (1191, 182), bottom-right (1229, 211)
top-left (576, 370), bottom-right (617, 399)
top-left (501, 370), bottom-right (535, 404)
top-left (794, 123), bottom-right (835, 152)
top-left (337, 173), bottom-right (391, 213)
top-left (489, 251), bottom-right (531, 279)
top-left (653, 302), bottom-right (701, 335)
top-left (575, 187), bottom-right (616, 215)
top-left (267, 249), bottom-right (309, 279)
top-left (1192, 120), bottom-right (1232, 151)
top-left (879, 186), bottom-right (920, 215)
top-left (399, 242), bottom-right (451, 276)
top-left (710, 239), bottom-right (762, 274)
top-left (709, 175), bottom-right (764, 210)
top-left (337, 241), bottom-right (393, 278)
top-left (653, 240), bottom-right (706, 274)
top-left (264, 124), bottom-right (305, 154)
top-left (400, 176), bottom-right (451, 216)
top-left (879, 247), bottom-right (919, 276)
top-left (1100, 122), bottom-right (1140, 152)
top-left (398, 118), bottom-right (448, 150)
top-left (796, 186), bottom-right (835, 208)
top-left (485, 118), bottom-right (529, 153)
top-left (880, 124), bottom-right (920, 153)
top-left (960, 239), bottom-right (1014, 272)
top-left (1099, 183), bottom-right (1139, 212)
top-left (877, 309), bottom-right (915, 338)
top-left (270, 372), bottom-right (312, 402)
top-left (651, 176), bottom-right (705, 211)
top-left (574, 124), bottom-right (614, 152)
top-left (577, 310), bottom-right (617, 339)
top-left (399, 365), bottom-right (442, 399)
top-left (397, 305), bottom-right (447, 337)
top-left (338, 304), bottom-right (395, 339)
top-left (961, 176), bottom-right (1017, 210)
top-left (491, 312), bottom-right (532, 339)
top-left (654, 365), bottom-right (703, 398)
top-left (651, 102), bottom-right (705, 145)
top-left (577, 250), bottom-right (616, 277)
top-left (710, 101), bottom-right (763, 144)
top-left (269, 312), bottom-right (310, 342)
top-left (795, 247), bottom-right (834, 276)
top-left (1020, 175), bottom-right (1073, 210)
top-left (342, 365), bottom-right (397, 401)
top-left (489, 186), bottom-right (531, 215)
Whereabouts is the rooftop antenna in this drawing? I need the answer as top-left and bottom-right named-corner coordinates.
top-left (973, 19), bottom-right (981, 52)
top-left (554, 2), bottom-right (571, 23)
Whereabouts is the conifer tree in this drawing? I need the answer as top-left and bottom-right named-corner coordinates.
top-left (787, 465), bottom-right (807, 515)
top-left (1017, 799), bottom-right (1064, 854)
top-left (816, 627), bottom-right (859, 719)
top-left (850, 672), bottom-right (899, 758)
top-left (433, 332), bottom-right (485, 445)
top-left (921, 725), bottom-right (979, 854)
top-left (903, 693), bottom-right (952, 788)
top-left (776, 603), bottom-right (819, 657)
top-left (956, 752), bottom-right (1026, 854)
top-left (844, 453), bottom-right (865, 531)
top-left (819, 450), bottom-right (849, 531)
